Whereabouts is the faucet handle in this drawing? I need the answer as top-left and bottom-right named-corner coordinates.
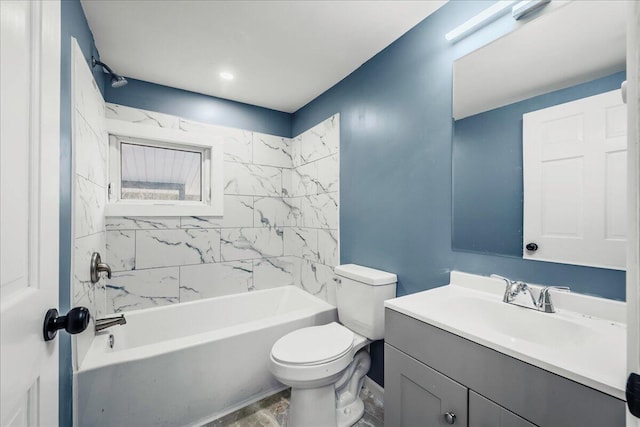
top-left (550, 286), bottom-right (570, 291)
top-left (538, 286), bottom-right (570, 313)
top-left (491, 274), bottom-right (517, 303)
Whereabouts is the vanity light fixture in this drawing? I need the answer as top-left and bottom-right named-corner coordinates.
top-left (220, 72), bottom-right (234, 81)
top-left (512, 0), bottom-right (551, 20)
top-left (445, 0), bottom-right (516, 42)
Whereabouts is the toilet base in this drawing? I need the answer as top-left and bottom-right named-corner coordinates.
top-left (288, 385), bottom-right (365, 427)
top-left (336, 397), bottom-right (365, 427)
top-left (289, 384), bottom-right (336, 427)
top-left (287, 349), bottom-right (371, 427)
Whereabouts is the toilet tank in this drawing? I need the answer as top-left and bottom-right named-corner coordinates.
top-left (334, 264), bottom-right (397, 340)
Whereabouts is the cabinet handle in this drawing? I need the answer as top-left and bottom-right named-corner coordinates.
top-left (444, 411), bottom-right (456, 424)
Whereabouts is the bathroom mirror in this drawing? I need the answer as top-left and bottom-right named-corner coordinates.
top-left (451, 1), bottom-right (626, 266)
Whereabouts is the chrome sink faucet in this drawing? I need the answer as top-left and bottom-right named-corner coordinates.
top-left (490, 274), bottom-right (570, 313)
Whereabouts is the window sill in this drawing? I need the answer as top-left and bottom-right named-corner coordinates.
top-left (104, 202), bottom-right (223, 218)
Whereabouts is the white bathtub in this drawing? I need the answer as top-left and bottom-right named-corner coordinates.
top-left (75, 286), bottom-right (337, 427)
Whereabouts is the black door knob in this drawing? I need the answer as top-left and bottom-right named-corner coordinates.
top-left (526, 242), bottom-right (538, 251)
top-left (43, 307), bottom-right (90, 341)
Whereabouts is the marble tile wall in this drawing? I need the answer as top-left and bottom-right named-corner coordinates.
top-left (288, 115), bottom-right (340, 303)
top-left (71, 39), bottom-right (108, 368)
top-left (104, 104), bottom-right (339, 312)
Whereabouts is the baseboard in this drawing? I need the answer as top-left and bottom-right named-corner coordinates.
top-left (364, 376), bottom-right (384, 405)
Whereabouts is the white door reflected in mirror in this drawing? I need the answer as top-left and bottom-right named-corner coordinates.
top-left (523, 89), bottom-right (627, 270)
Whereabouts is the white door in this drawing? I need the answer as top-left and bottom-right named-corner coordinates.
top-left (523, 89), bottom-right (627, 270)
top-left (626, 2), bottom-right (640, 426)
top-left (1, 1), bottom-right (61, 426)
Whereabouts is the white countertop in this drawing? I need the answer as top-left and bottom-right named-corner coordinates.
top-left (385, 271), bottom-right (627, 400)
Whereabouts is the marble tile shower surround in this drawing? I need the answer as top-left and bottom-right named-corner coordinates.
top-left (71, 39), bottom-right (108, 369)
top-left (104, 104), bottom-right (340, 313)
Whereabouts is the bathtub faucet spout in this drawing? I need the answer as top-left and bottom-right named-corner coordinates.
top-left (95, 314), bottom-right (127, 332)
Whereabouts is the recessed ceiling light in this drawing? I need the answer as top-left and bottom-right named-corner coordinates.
top-left (220, 72), bottom-right (234, 81)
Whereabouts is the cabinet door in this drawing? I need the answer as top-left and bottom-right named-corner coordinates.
top-left (385, 344), bottom-right (468, 427)
top-left (469, 391), bottom-right (536, 427)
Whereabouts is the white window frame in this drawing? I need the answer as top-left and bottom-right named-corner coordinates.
top-left (105, 119), bottom-right (223, 217)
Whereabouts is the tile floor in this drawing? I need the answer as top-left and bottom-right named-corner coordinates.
top-left (206, 386), bottom-right (383, 427)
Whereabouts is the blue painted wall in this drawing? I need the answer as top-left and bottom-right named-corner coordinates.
top-left (454, 71), bottom-right (625, 256)
top-left (60, 1), bottom-right (104, 425)
top-left (292, 1), bottom-right (519, 297)
top-left (291, 2), bottom-right (626, 386)
top-left (104, 77), bottom-right (292, 137)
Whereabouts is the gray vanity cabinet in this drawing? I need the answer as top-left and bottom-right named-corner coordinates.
top-left (385, 308), bottom-right (626, 427)
top-left (385, 344), bottom-right (468, 426)
top-left (469, 391), bottom-right (535, 427)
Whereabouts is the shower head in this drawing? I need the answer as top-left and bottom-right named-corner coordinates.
top-left (91, 56), bottom-right (128, 88)
top-left (110, 75), bottom-right (128, 88)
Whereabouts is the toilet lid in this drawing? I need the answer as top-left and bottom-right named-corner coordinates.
top-left (271, 323), bottom-right (354, 366)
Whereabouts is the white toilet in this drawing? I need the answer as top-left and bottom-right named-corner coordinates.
top-left (269, 264), bottom-right (397, 427)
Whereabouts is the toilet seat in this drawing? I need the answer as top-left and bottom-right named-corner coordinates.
top-left (271, 322), bottom-right (354, 366)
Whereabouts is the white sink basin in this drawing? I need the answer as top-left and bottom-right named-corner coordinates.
top-left (441, 294), bottom-right (596, 348)
top-left (385, 272), bottom-right (627, 400)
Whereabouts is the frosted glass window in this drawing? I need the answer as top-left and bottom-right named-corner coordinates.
top-left (120, 143), bottom-right (202, 201)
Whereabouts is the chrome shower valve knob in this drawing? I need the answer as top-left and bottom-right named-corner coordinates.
top-left (90, 252), bottom-right (112, 283)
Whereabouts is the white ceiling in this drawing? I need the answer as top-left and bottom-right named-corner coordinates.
top-left (81, 1), bottom-right (447, 113)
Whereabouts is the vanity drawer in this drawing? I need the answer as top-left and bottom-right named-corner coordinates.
top-left (385, 308), bottom-right (625, 427)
